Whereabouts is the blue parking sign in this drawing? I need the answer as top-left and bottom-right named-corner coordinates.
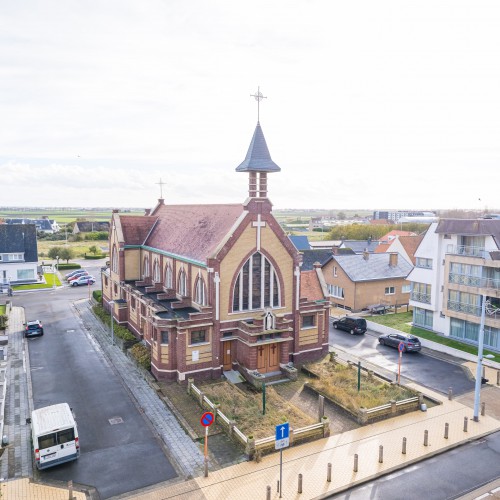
top-left (275, 422), bottom-right (290, 450)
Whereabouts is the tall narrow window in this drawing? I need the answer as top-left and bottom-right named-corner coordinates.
top-left (152, 260), bottom-right (160, 283)
top-left (143, 255), bottom-right (150, 278)
top-left (194, 277), bottom-right (207, 306)
top-left (232, 252), bottom-right (281, 312)
top-left (111, 246), bottom-right (118, 273)
top-left (178, 269), bottom-right (187, 296)
top-left (164, 264), bottom-right (173, 289)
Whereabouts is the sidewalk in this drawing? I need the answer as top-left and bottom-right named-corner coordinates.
top-left (123, 384), bottom-right (500, 499)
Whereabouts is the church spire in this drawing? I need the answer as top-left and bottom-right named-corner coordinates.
top-left (236, 88), bottom-right (281, 198)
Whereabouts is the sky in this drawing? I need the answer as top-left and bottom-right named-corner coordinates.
top-left (1, 0), bottom-right (499, 212)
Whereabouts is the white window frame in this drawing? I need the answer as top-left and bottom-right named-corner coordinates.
top-left (385, 286), bottom-right (395, 295)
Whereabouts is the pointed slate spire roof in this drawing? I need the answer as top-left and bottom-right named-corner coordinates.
top-left (236, 122), bottom-right (281, 173)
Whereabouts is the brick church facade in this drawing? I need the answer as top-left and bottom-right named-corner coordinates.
top-left (101, 119), bottom-right (330, 383)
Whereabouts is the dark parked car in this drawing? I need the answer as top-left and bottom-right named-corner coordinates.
top-left (332, 316), bottom-right (367, 335)
top-left (378, 333), bottom-right (421, 352)
top-left (25, 320), bottom-right (44, 338)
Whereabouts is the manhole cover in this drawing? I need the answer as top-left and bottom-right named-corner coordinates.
top-left (108, 417), bottom-right (123, 425)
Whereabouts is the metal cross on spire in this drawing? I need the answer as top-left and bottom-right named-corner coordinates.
top-left (250, 86), bottom-right (267, 122)
top-left (156, 178), bottom-right (166, 199)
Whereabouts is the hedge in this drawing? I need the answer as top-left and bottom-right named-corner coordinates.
top-left (130, 343), bottom-right (151, 371)
top-left (57, 263), bottom-right (81, 270)
top-left (92, 304), bottom-right (136, 341)
top-left (92, 290), bottom-right (102, 302)
top-left (84, 254), bottom-right (107, 260)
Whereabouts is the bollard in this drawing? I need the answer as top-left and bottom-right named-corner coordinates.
top-left (379, 445), bottom-right (383, 463)
top-left (354, 454), bottom-right (358, 472)
top-left (327, 463), bottom-right (332, 482)
top-left (444, 423), bottom-right (449, 439)
top-left (68, 480), bottom-right (73, 500)
top-left (277, 480), bottom-right (280, 493)
top-left (402, 437), bottom-right (407, 454)
top-left (482, 366), bottom-right (486, 379)
top-left (497, 371), bottom-right (500, 386)
top-left (463, 416), bottom-right (468, 432)
top-left (481, 402), bottom-right (486, 416)
top-left (448, 387), bottom-right (453, 400)
top-left (424, 430), bottom-right (429, 446)
top-left (298, 474), bottom-right (303, 494)
top-left (266, 485), bottom-right (271, 500)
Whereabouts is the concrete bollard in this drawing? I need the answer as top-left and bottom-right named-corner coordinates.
top-left (448, 387), bottom-right (453, 400)
top-left (464, 416), bottom-right (468, 432)
top-left (318, 395), bottom-right (325, 421)
top-left (68, 480), bottom-right (74, 500)
top-left (482, 366), bottom-right (486, 379)
top-left (266, 485), bottom-right (271, 500)
top-left (424, 430), bottom-right (429, 446)
top-left (402, 437), bottom-right (407, 454)
top-left (497, 371), bottom-right (500, 386)
top-left (354, 454), bottom-right (358, 472)
top-left (379, 445), bottom-right (383, 463)
top-left (298, 474), bottom-right (303, 494)
top-left (327, 463), bottom-right (332, 482)
top-left (444, 423), bottom-right (449, 439)
top-left (481, 402), bottom-right (486, 416)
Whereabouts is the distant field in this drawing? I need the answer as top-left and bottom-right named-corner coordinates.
top-left (38, 240), bottom-right (109, 259)
top-left (0, 208), bottom-right (143, 224)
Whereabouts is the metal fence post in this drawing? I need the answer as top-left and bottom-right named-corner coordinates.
top-left (448, 387), bottom-right (453, 400)
top-left (481, 402), bottom-right (486, 416)
top-left (402, 437), bottom-right (407, 454)
top-left (318, 395), bottom-right (325, 421)
top-left (463, 416), bottom-right (468, 432)
top-left (354, 454), bottom-right (358, 472)
top-left (444, 423), bottom-right (449, 439)
top-left (298, 474), bottom-right (303, 494)
top-left (424, 430), bottom-right (428, 446)
top-left (379, 445), bottom-right (383, 463)
top-left (327, 463), bottom-right (332, 482)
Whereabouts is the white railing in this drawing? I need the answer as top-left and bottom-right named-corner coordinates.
top-left (446, 244), bottom-right (488, 258)
top-left (410, 291), bottom-right (431, 304)
top-left (449, 273), bottom-right (500, 290)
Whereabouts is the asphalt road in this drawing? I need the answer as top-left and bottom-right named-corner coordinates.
top-left (15, 265), bottom-right (177, 499)
top-left (329, 430), bottom-right (500, 500)
top-left (329, 327), bottom-right (476, 395)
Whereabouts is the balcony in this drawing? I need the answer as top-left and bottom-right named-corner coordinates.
top-left (410, 291), bottom-right (431, 304)
top-left (447, 300), bottom-right (500, 320)
top-left (449, 273), bottom-right (500, 291)
top-left (446, 245), bottom-right (488, 258)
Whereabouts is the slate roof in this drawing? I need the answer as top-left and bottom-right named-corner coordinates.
top-left (5, 218), bottom-right (53, 231)
top-left (340, 240), bottom-right (381, 254)
top-left (332, 253), bottom-right (412, 282)
top-left (74, 221), bottom-right (110, 232)
top-left (0, 224), bottom-right (38, 262)
top-left (235, 122), bottom-right (281, 173)
top-left (120, 216), bottom-right (157, 245)
top-left (300, 270), bottom-right (324, 301)
top-left (289, 235), bottom-right (310, 250)
top-left (299, 249), bottom-right (333, 271)
top-left (143, 203), bottom-right (245, 264)
top-left (435, 219), bottom-right (500, 248)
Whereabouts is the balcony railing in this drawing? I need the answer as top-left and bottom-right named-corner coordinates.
top-left (410, 291), bottom-right (431, 304)
top-left (449, 273), bottom-right (500, 290)
top-left (446, 245), bottom-right (488, 258)
top-left (447, 300), bottom-right (500, 320)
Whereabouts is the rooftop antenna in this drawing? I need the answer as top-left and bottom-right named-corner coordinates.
top-left (156, 178), bottom-right (166, 199)
top-left (250, 86), bottom-right (267, 122)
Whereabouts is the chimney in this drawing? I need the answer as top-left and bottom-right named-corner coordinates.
top-left (158, 198), bottom-right (165, 205)
top-left (144, 208), bottom-right (151, 216)
top-left (363, 250), bottom-right (369, 260)
top-left (313, 261), bottom-right (321, 269)
top-left (112, 209), bottom-right (119, 213)
top-left (332, 247), bottom-right (339, 255)
top-left (389, 252), bottom-right (398, 267)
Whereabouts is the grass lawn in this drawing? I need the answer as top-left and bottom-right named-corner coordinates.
top-left (0, 305), bottom-right (5, 314)
top-left (13, 273), bottom-right (62, 290)
top-left (305, 356), bottom-right (417, 413)
top-left (369, 312), bottom-right (498, 360)
top-left (200, 381), bottom-right (315, 439)
top-left (38, 240), bottom-right (109, 259)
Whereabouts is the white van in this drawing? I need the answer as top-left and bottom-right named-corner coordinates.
top-left (30, 403), bottom-right (80, 469)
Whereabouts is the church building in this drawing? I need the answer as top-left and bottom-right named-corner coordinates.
top-left (102, 108), bottom-right (330, 383)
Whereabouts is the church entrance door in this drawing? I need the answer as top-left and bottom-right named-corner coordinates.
top-left (257, 343), bottom-right (280, 373)
top-left (223, 341), bottom-right (233, 371)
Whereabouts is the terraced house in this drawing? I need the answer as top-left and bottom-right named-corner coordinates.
top-left (408, 219), bottom-right (500, 351)
top-left (101, 120), bottom-right (330, 383)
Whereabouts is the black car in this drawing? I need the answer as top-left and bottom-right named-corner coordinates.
top-left (25, 320), bottom-right (44, 338)
top-left (332, 316), bottom-right (367, 335)
top-left (378, 333), bottom-right (421, 352)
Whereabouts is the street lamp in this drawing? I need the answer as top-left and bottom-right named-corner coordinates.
top-left (109, 300), bottom-right (115, 346)
top-left (52, 255), bottom-right (59, 289)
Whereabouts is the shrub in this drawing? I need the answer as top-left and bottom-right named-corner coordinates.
top-left (91, 304), bottom-right (136, 341)
top-left (130, 343), bottom-right (151, 371)
top-left (0, 315), bottom-right (8, 330)
top-left (84, 254), bottom-right (107, 260)
top-left (92, 290), bottom-right (102, 303)
top-left (57, 263), bottom-right (81, 270)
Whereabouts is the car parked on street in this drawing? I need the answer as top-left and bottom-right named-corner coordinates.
top-left (332, 316), bottom-right (367, 335)
top-left (25, 320), bottom-right (44, 338)
top-left (71, 275), bottom-right (95, 287)
top-left (378, 333), bottom-right (421, 352)
top-left (65, 270), bottom-right (86, 280)
top-left (67, 272), bottom-right (89, 282)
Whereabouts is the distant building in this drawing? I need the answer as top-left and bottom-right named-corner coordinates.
top-left (72, 221), bottom-right (110, 234)
top-left (4, 216), bottom-right (60, 234)
top-left (373, 210), bottom-right (436, 223)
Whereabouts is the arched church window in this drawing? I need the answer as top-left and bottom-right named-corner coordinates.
top-left (232, 252), bottom-right (280, 312)
top-left (152, 259), bottom-right (160, 283)
top-left (111, 246), bottom-right (118, 274)
top-left (178, 269), bottom-right (187, 296)
top-left (194, 276), bottom-right (207, 306)
top-left (143, 255), bottom-right (150, 278)
top-left (164, 264), bottom-right (173, 289)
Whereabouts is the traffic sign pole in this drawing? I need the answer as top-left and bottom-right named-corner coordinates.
top-left (200, 412), bottom-right (214, 477)
top-left (204, 426), bottom-right (209, 477)
top-left (279, 448), bottom-right (283, 498)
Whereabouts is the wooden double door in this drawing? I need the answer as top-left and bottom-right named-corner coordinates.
top-left (257, 343), bottom-right (280, 373)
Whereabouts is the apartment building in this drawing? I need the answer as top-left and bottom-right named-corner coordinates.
top-left (408, 219), bottom-right (500, 352)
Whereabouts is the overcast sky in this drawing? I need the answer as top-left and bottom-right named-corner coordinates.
top-left (1, 1), bottom-right (499, 212)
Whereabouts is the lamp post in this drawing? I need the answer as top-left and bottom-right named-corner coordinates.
top-left (109, 300), bottom-right (115, 346)
top-left (52, 255), bottom-right (59, 289)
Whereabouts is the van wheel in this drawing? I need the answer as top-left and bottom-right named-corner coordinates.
top-left (380, 339), bottom-right (385, 345)
top-left (350, 329), bottom-right (355, 335)
top-left (334, 324), bottom-right (338, 329)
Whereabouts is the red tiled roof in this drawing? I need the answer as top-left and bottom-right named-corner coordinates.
top-left (374, 243), bottom-right (390, 254)
top-left (144, 203), bottom-right (245, 263)
top-left (120, 215), bottom-right (157, 245)
top-left (300, 270), bottom-right (324, 301)
top-left (398, 235), bottom-right (424, 264)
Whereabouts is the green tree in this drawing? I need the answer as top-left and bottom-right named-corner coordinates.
top-left (337, 211), bottom-right (346, 220)
top-left (89, 245), bottom-right (98, 255)
top-left (47, 247), bottom-right (60, 262)
top-left (59, 247), bottom-right (75, 263)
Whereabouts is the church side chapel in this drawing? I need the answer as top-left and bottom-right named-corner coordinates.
top-left (101, 90), bottom-right (330, 384)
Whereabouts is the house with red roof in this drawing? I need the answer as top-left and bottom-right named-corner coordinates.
top-left (102, 119), bottom-right (330, 384)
